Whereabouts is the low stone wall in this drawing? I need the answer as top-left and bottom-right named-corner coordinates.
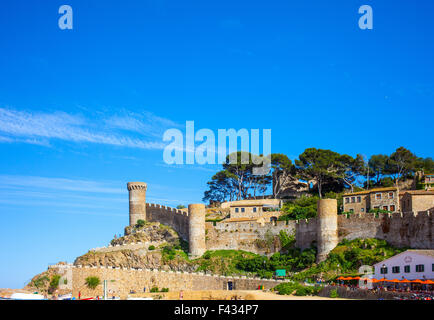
top-left (50, 265), bottom-right (287, 299)
top-left (318, 285), bottom-right (415, 300)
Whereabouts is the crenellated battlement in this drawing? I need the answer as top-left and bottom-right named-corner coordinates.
top-left (128, 182), bottom-right (433, 260)
top-left (145, 203), bottom-right (187, 215)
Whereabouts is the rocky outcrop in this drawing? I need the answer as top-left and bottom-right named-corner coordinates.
top-left (74, 222), bottom-right (197, 272)
top-left (74, 249), bottom-right (196, 272)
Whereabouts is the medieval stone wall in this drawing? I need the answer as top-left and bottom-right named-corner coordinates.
top-left (205, 220), bottom-right (296, 254)
top-left (338, 211), bottom-right (433, 249)
top-left (146, 203), bottom-right (189, 241)
top-left (50, 265), bottom-right (287, 299)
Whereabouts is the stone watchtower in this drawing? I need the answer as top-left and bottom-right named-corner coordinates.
top-left (127, 182), bottom-right (147, 227)
top-left (316, 199), bottom-right (339, 263)
top-left (188, 204), bottom-right (206, 258)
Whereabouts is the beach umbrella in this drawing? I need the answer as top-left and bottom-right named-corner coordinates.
top-left (387, 279), bottom-right (400, 282)
top-left (352, 276), bottom-right (361, 280)
top-left (411, 279), bottom-right (424, 283)
top-left (336, 276), bottom-right (344, 280)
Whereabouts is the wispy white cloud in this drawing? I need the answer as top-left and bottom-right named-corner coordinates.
top-left (0, 175), bottom-right (125, 194)
top-left (0, 175), bottom-right (198, 208)
top-left (104, 111), bottom-right (182, 138)
top-left (0, 108), bottom-right (174, 149)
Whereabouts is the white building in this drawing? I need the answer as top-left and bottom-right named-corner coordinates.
top-left (372, 250), bottom-right (434, 281)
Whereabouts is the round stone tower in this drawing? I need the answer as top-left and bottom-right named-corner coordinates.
top-left (316, 199), bottom-right (339, 263)
top-left (127, 182), bottom-right (147, 227)
top-left (188, 204), bottom-right (206, 258)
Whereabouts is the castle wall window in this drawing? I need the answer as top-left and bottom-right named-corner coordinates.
top-left (357, 196), bottom-right (361, 202)
top-left (361, 208), bottom-right (365, 212)
top-left (388, 192), bottom-right (394, 199)
top-left (376, 193), bottom-right (382, 200)
top-left (253, 207), bottom-right (257, 213)
top-left (404, 265), bottom-right (410, 273)
top-left (390, 205), bottom-right (395, 212)
top-left (415, 264), bottom-right (424, 272)
top-left (345, 198), bottom-right (349, 204)
top-left (351, 197), bottom-right (355, 203)
top-left (392, 266), bottom-right (400, 274)
top-left (383, 206), bottom-right (388, 211)
top-left (235, 208), bottom-right (239, 213)
top-left (241, 208), bottom-right (245, 213)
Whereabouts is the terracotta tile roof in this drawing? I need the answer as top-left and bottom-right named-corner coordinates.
top-left (344, 187), bottom-right (397, 196)
top-left (222, 217), bottom-right (258, 223)
top-left (407, 250), bottom-right (434, 258)
top-left (401, 190), bottom-right (434, 196)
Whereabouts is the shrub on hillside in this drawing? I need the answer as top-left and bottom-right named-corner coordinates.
top-left (85, 276), bottom-right (101, 289)
top-left (136, 219), bottom-right (146, 228)
top-left (330, 289), bottom-right (339, 298)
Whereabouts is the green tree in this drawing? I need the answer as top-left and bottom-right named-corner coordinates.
top-left (386, 147), bottom-right (417, 183)
top-left (338, 154), bottom-right (366, 193)
top-left (271, 153), bottom-right (295, 198)
top-left (368, 154), bottom-right (389, 185)
top-left (295, 148), bottom-right (343, 198)
top-left (176, 205), bottom-right (186, 209)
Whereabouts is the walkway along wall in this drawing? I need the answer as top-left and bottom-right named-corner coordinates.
top-left (49, 264), bottom-right (287, 299)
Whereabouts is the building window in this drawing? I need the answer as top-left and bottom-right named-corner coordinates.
top-left (345, 198), bottom-right (349, 204)
top-left (380, 266), bottom-right (388, 274)
top-left (415, 264), bottom-right (424, 272)
top-left (351, 197), bottom-right (355, 203)
top-left (361, 208), bottom-right (365, 212)
top-left (404, 265), bottom-right (410, 273)
top-left (390, 205), bottom-right (395, 212)
top-left (357, 196), bottom-right (361, 203)
top-left (383, 206), bottom-right (388, 211)
top-left (376, 193), bottom-right (382, 200)
top-left (349, 209), bottom-right (354, 213)
top-left (388, 192), bottom-right (394, 199)
top-left (235, 208), bottom-right (239, 213)
top-left (432, 264), bottom-right (434, 272)
top-left (392, 266), bottom-right (400, 274)
top-left (253, 207), bottom-right (257, 213)
top-left (241, 208), bottom-right (245, 213)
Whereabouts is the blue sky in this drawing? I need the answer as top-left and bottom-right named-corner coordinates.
top-left (0, 0), bottom-right (433, 288)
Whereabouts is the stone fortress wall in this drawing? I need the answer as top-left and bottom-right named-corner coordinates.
top-left (128, 182), bottom-right (434, 262)
top-left (145, 203), bottom-right (190, 241)
top-left (49, 264), bottom-right (286, 299)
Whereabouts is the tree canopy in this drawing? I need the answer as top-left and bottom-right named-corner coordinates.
top-left (202, 146), bottom-right (432, 203)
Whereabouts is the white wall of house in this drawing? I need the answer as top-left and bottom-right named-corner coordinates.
top-left (372, 251), bottom-right (434, 280)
